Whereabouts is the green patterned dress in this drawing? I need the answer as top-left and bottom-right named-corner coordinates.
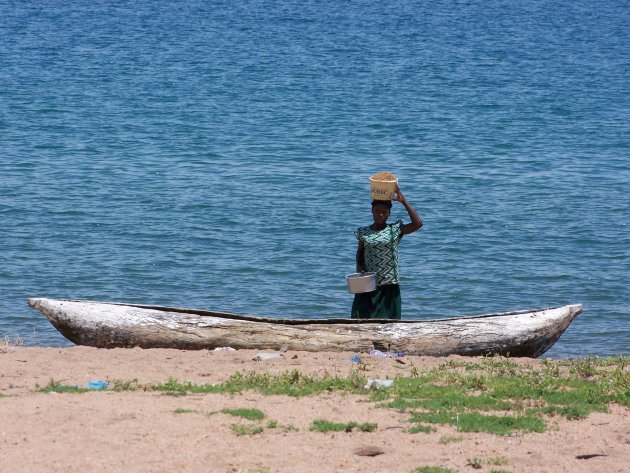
top-left (351, 220), bottom-right (403, 319)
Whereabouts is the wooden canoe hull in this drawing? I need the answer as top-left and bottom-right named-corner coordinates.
top-left (28, 298), bottom-right (582, 357)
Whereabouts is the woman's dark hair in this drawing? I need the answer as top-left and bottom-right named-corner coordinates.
top-left (371, 199), bottom-right (392, 209)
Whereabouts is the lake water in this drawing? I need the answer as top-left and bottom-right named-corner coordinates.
top-left (1, 0), bottom-right (628, 357)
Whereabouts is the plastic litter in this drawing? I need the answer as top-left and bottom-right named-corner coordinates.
top-left (369, 349), bottom-right (404, 358)
top-left (253, 352), bottom-right (283, 361)
top-left (85, 380), bottom-right (109, 390)
top-left (350, 354), bottom-right (361, 363)
top-left (364, 379), bottom-right (394, 390)
top-left (213, 347), bottom-right (236, 351)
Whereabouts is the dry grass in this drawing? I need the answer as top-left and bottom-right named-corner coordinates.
top-left (0, 336), bottom-right (23, 353)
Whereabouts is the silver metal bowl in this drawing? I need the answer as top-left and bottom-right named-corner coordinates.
top-left (346, 272), bottom-right (377, 294)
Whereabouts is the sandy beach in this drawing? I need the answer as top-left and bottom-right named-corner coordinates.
top-left (1, 346), bottom-right (628, 473)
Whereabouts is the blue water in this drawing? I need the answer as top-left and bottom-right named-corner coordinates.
top-left (1, 0), bottom-right (628, 357)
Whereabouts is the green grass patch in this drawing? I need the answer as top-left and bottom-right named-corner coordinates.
top-left (379, 356), bottom-right (630, 435)
top-left (310, 419), bottom-right (377, 433)
top-left (407, 424), bottom-right (435, 434)
top-left (410, 410), bottom-right (545, 436)
top-left (412, 467), bottom-right (456, 473)
top-left (150, 369), bottom-right (366, 397)
top-left (230, 423), bottom-right (263, 436)
top-left (439, 434), bottom-right (463, 444)
top-left (37, 380), bottom-right (90, 394)
top-left (221, 408), bottom-right (265, 421)
top-left (486, 456), bottom-right (509, 465)
top-left (111, 379), bottom-right (142, 391)
top-left (387, 378), bottom-right (512, 412)
top-left (173, 408), bottom-right (200, 414)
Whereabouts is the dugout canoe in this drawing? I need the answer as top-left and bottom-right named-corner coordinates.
top-left (28, 298), bottom-right (582, 357)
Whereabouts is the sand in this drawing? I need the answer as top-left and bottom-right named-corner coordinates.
top-left (1, 346), bottom-right (628, 473)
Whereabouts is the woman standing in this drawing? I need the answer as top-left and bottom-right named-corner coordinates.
top-left (352, 185), bottom-right (423, 319)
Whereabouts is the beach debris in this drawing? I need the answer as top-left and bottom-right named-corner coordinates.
top-left (213, 347), bottom-right (236, 351)
top-left (364, 379), bottom-right (394, 390)
top-left (253, 352), bottom-right (283, 361)
top-left (575, 454), bottom-right (607, 460)
top-left (369, 349), bottom-right (404, 358)
top-left (350, 354), bottom-right (361, 363)
top-left (85, 380), bottom-right (109, 390)
top-left (353, 446), bottom-right (385, 457)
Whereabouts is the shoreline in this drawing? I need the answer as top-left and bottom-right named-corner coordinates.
top-left (1, 347), bottom-right (628, 472)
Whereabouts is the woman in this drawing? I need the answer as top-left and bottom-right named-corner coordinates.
top-left (352, 185), bottom-right (423, 319)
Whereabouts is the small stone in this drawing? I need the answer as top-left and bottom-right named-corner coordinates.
top-left (354, 446), bottom-right (385, 457)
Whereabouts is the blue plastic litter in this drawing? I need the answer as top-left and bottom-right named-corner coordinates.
top-left (85, 380), bottom-right (109, 390)
top-left (351, 354), bottom-right (361, 363)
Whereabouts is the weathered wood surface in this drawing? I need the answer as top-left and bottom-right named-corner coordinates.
top-left (28, 298), bottom-right (582, 357)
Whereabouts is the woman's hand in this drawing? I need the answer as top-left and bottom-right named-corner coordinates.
top-left (393, 185), bottom-right (406, 203)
